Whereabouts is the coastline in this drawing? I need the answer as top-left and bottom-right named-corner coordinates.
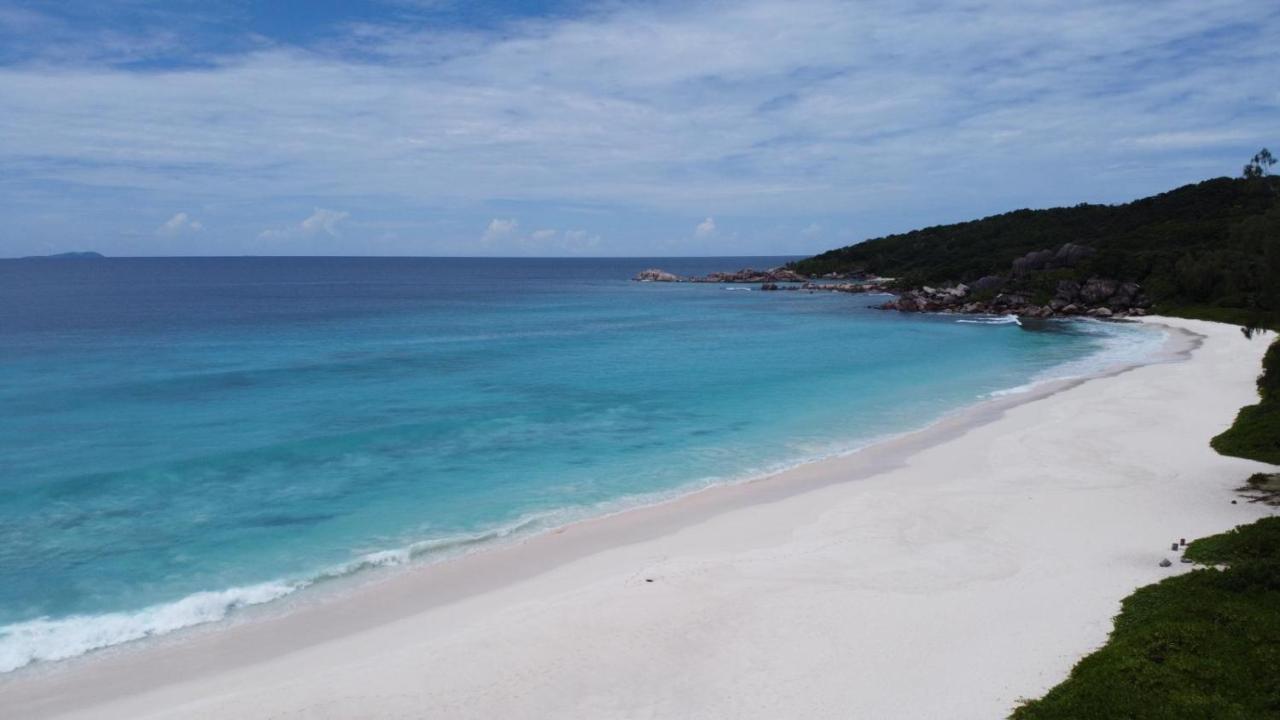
top-left (1, 317), bottom-right (1274, 719)
top-left (0, 314), bottom-right (1161, 676)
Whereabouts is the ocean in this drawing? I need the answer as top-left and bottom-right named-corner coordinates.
top-left (0, 256), bottom-right (1165, 672)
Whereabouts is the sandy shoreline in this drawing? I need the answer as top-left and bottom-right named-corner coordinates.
top-left (2, 317), bottom-right (1275, 719)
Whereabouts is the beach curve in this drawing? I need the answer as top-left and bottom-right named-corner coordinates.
top-left (0, 316), bottom-right (1274, 720)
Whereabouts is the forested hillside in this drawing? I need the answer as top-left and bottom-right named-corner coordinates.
top-left (790, 176), bottom-right (1280, 326)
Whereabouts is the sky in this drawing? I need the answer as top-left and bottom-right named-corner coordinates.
top-left (0, 0), bottom-right (1276, 257)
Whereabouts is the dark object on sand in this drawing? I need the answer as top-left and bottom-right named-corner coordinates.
top-left (1159, 559), bottom-right (1172, 567)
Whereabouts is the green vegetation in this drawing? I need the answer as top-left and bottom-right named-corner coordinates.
top-left (816, 154), bottom-right (1280, 716)
top-left (793, 157), bottom-right (1280, 467)
top-left (1212, 338), bottom-right (1280, 465)
top-left (1182, 517), bottom-right (1280, 565)
top-left (1242, 473), bottom-right (1280, 506)
top-left (789, 175), bottom-right (1280, 328)
top-left (1011, 518), bottom-right (1280, 720)
top-left (1243, 148), bottom-right (1276, 180)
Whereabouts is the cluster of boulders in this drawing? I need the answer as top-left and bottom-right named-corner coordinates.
top-left (633, 267), bottom-right (811, 283)
top-left (877, 243), bottom-right (1153, 319)
top-left (634, 268), bottom-right (682, 282)
top-left (880, 277), bottom-right (1151, 319)
top-left (761, 281), bottom-right (888, 294)
top-left (635, 243), bottom-right (1152, 322)
top-left (1050, 278), bottom-right (1149, 316)
top-left (1010, 243), bottom-right (1095, 275)
top-left (693, 267), bottom-right (808, 283)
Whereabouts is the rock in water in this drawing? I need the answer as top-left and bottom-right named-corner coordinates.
top-left (633, 268), bottom-right (681, 282)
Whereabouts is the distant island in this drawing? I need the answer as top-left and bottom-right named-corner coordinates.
top-left (20, 251), bottom-right (105, 259)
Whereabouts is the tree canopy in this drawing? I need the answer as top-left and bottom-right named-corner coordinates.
top-left (789, 175), bottom-right (1280, 328)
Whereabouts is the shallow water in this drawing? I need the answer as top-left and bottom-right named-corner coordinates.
top-left (0, 256), bottom-right (1164, 671)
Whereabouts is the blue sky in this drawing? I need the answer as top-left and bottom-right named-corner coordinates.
top-left (0, 0), bottom-right (1276, 257)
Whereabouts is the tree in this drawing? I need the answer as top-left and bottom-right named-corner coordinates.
top-left (1243, 148), bottom-right (1276, 178)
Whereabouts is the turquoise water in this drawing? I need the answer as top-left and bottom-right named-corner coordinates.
top-left (0, 257), bottom-right (1164, 672)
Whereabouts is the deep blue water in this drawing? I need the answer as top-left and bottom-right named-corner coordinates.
top-left (0, 257), bottom-right (1164, 671)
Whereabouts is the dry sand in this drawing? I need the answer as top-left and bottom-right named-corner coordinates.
top-left (1, 317), bottom-right (1274, 720)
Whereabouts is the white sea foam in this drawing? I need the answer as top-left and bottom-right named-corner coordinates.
top-left (956, 315), bottom-right (1021, 325)
top-left (0, 581), bottom-right (299, 674)
top-left (0, 511), bottom-right (584, 674)
top-left (989, 320), bottom-right (1168, 397)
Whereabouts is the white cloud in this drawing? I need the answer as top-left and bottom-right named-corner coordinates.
top-left (529, 228), bottom-right (557, 241)
top-left (694, 217), bottom-right (717, 238)
top-left (155, 212), bottom-right (203, 237)
top-left (299, 208), bottom-right (349, 236)
top-left (260, 208), bottom-right (349, 240)
top-left (801, 222), bottom-right (822, 237)
top-left (0, 0), bottom-right (1277, 256)
top-left (481, 218), bottom-right (518, 244)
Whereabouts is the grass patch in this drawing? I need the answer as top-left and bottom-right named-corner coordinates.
top-left (1211, 338), bottom-right (1280, 466)
top-left (1010, 518), bottom-right (1280, 720)
top-left (1183, 516), bottom-right (1280, 565)
top-left (1211, 401), bottom-right (1280, 465)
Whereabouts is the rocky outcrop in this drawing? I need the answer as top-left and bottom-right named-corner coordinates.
top-left (634, 268), bottom-right (681, 282)
top-left (1054, 243), bottom-right (1095, 267)
top-left (1010, 243), bottom-right (1095, 276)
top-left (764, 281), bottom-right (888, 293)
top-left (811, 281), bottom-right (889, 294)
top-left (692, 267), bottom-right (808, 283)
top-left (633, 267), bottom-right (804, 283)
top-left (635, 266), bottom-right (875, 285)
top-left (879, 278), bottom-right (1149, 319)
top-left (876, 284), bottom-right (973, 313)
top-left (876, 243), bottom-right (1150, 319)
top-left (971, 275), bottom-right (1005, 293)
top-left (1011, 249), bottom-right (1055, 276)
top-left (1079, 277), bottom-right (1119, 304)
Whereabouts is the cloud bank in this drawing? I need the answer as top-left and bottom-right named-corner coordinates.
top-left (0, 0), bottom-right (1276, 256)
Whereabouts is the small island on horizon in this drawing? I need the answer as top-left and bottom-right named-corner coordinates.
top-left (19, 251), bottom-right (106, 260)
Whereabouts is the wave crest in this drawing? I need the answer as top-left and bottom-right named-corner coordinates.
top-left (0, 581), bottom-right (298, 673)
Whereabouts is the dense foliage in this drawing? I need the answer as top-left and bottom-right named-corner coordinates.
top-left (790, 176), bottom-right (1280, 326)
top-left (1011, 518), bottom-right (1280, 720)
top-left (1212, 338), bottom-right (1280, 465)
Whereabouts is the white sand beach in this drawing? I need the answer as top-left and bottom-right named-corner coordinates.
top-left (1, 317), bottom-right (1274, 720)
